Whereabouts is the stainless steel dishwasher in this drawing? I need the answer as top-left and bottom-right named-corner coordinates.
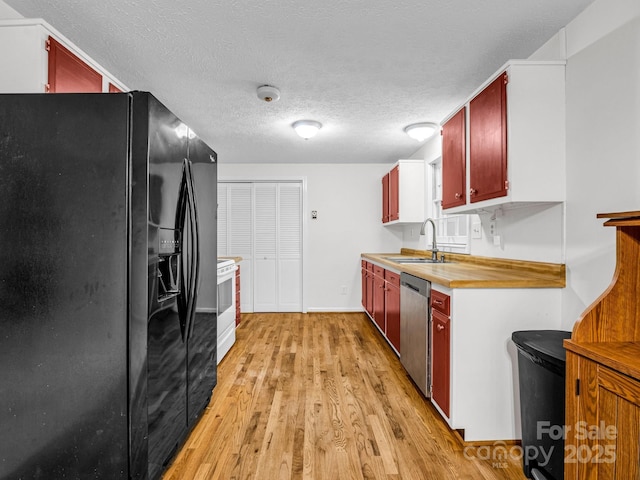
top-left (400, 273), bottom-right (431, 397)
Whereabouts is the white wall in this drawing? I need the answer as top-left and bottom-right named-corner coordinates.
top-left (558, 3), bottom-right (640, 330)
top-left (219, 163), bottom-right (402, 312)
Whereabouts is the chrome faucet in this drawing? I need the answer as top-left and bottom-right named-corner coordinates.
top-left (420, 218), bottom-right (439, 261)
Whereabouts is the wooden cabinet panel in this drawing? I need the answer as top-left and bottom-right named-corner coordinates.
top-left (432, 309), bottom-right (450, 417)
top-left (388, 165), bottom-right (399, 221)
top-left (442, 108), bottom-right (466, 209)
top-left (565, 211), bottom-right (640, 479)
top-left (566, 353), bottom-right (640, 480)
top-left (468, 72), bottom-right (508, 203)
top-left (46, 36), bottom-right (102, 93)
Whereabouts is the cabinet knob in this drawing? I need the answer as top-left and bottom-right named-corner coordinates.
top-left (454, 193), bottom-right (462, 199)
top-left (469, 188), bottom-right (477, 196)
top-left (436, 324), bottom-right (445, 331)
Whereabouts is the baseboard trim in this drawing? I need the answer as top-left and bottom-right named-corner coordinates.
top-left (306, 307), bottom-right (366, 313)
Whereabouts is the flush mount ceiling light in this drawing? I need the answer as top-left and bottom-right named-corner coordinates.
top-left (404, 122), bottom-right (439, 142)
top-left (292, 120), bottom-right (322, 139)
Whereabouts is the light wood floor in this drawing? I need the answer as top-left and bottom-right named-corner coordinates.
top-left (163, 312), bottom-right (527, 480)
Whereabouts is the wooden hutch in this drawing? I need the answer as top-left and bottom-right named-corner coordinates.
top-left (564, 210), bottom-right (640, 479)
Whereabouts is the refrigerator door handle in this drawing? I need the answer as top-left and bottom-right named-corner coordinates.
top-left (184, 159), bottom-right (200, 340)
top-left (176, 159), bottom-right (193, 341)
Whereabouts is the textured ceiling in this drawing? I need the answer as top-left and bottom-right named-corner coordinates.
top-left (7, 0), bottom-right (594, 164)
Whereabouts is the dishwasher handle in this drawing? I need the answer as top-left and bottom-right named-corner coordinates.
top-left (403, 282), bottom-right (421, 293)
top-left (400, 273), bottom-right (429, 298)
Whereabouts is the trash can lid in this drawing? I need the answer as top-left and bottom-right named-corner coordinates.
top-left (512, 330), bottom-right (572, 368)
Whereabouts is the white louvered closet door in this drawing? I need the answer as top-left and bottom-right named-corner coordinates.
top-left (277, 183), bottom-right (302, 311)
top-left (253, 182), bottom-right (302, 312)
top-left (218, 183), bottom-right (254, 312)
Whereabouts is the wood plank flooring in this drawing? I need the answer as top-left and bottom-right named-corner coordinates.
top-left (163, 312), bottom-right (528, 480)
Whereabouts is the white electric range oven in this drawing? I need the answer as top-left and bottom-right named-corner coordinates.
top-left (216, 259), bottom-right (237, 363)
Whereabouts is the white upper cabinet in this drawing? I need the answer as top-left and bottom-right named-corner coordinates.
top-left (441, 61), bottom-right (566, 214)
top-left (382, 159), bottom-right (427, 225)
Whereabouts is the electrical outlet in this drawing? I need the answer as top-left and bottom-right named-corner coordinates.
top-left (493, 235), bottom-right (501, 246)
top-left (471, 222), bottom-right (482, 239)
top-left (489, 220), bottom-right (497, 236)
top-left (339, 285), bottom-right (348, 295)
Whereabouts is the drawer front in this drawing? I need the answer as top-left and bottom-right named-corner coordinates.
top-left (373, 265), bottom-right (384, 277)
top-left (384, 270), bottom-right (400, 286)
top-left (431, 289), bottom-right (450, 316)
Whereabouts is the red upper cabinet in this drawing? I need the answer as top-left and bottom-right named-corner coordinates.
top-left (0, 21), bottom-right (126, 94)
top-left (109, 83), bottom-right (123, 93)
top-left (388, 165), bottom-right (399, 221)
top-left (46, 36), bottom-right (102, 93)
top-left (382, 173), bottom-right (390, 223)
top-left (468, 72), bottom-right (508, 203)
top-left (441, 108), bottom-right (466, 209)
top-left (440, 61), bottom-right (566, 214)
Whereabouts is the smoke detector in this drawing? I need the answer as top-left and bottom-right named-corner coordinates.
top-left (257, 85), bottom-right (281, 102)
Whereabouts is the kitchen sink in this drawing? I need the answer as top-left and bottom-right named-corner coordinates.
top-left (384, 257), bottom-right (449, 264)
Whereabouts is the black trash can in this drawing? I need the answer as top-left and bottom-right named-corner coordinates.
top-left (512, 330), bottom-right (571, 480)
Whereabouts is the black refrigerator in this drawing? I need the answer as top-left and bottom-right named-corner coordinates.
top-left (0, 92), bottom-right (218, 479)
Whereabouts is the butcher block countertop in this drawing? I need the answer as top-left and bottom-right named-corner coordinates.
top-left (362, 248), bottom-right (565, 289)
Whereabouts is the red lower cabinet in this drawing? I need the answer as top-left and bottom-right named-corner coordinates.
top-left (235, 265), bottom-right (241, 325)
top-left (431, 292), bottom-right (451, 417)
top-left (361, 259), bottom-right (402, 356)
top-left (372, 266), bottom-right (386, 333)
top-left (385, 271), bottom-right (400, 353)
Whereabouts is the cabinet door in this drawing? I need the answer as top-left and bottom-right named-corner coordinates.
top-left (372, 273), bottom-right (386, 333)
top-left (385, 276), bottom-right (400, 353)
top-left (469, 72), bottom-right (508, 203)
top-left (567, 353), bottom-right (640, 480)
top-left (366, 265), bottom-right (374, 316)
top-left (432, 309), bottom-right (450, 417)
top-left (361, 263), bottom-right (367, 310)
top-left (389, 165), bottom-right (399, 221)
top-left (382, 173), bottom-right (390, 223)
top-left (596, 366), bottom-right (640, 479)
top-left (442, 108), bottom-right (466, 209)
top-left (46, 36), bottom-right (102, 93)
